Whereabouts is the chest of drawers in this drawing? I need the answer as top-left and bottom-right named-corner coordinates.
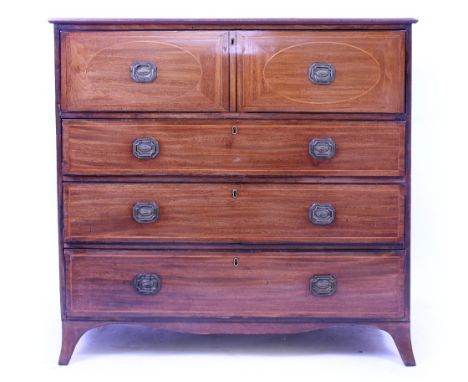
top-left (51, 18), bottom-right (417, 366)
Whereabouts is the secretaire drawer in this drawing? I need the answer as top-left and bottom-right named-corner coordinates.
top-left (60, 31), bottom-right (229, 112)
top-left (237, 31), bottom-right (405, 113)
top-left (63, 184), bottom-right (405, 244)
top-left (63, 120), bottom-right (405, 177)
top-left (65, 250), bottom-right (405, 319)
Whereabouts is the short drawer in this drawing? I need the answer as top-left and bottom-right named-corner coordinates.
top-left (63, 184), bottom-right (405, 244)
top-left (65, 251), bottom-right (405, 319)
top-left (60, 31), bottom-right (229, 112)
top-left (237, 31), bottom-right (405, 113)
top-left (63, 120), bottom-right (405, 177)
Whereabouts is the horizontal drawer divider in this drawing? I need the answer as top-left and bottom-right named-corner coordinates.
top-left (63, 247), bottom-right (406, 254)
top-left (60, 112), bottom-right (408, 121)
top-left (64, 243), bottom-right (406, 250)
top-left (67, 240), bottom-right (404, 249)
top-left (65, 316), bottom-right (408, 323)
top-left (63, 180), bottom-right (407, 185)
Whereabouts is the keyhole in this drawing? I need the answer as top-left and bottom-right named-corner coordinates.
top-left (232, 189), bottom-right (238, 198)
top-left (233, 257), bottom-right (239, 267)
top-left (231, 126), bottom-right (238, 135)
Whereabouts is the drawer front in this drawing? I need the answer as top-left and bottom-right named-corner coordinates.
top-left (63, 184), bottom-right (404, 244)
top-left (61, 31), bottom-right (229, 112)
top-left (63, 120), bottom-right (405, 177)
top-left (238, 31), bottom-right (405, 113)
top-left (65, 251), bottom-right (405, 319)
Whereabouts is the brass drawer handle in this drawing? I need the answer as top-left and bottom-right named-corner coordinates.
top-left (310, 274), bottom-right (337, 296)
top-left (309, 203), bottom-right (335, 225)
top-left (309, 137), bottom-right (336, 160)
top-left (130, 61), bottom-right (157, 83)
top-left (133, 137), bottom-right (159, 159)
top-left (134, 273), bottom-right (161, 295)
top-left (309, 63), bottom-right (335, 85)
top-left (133, 201), bottom-right (159, 224)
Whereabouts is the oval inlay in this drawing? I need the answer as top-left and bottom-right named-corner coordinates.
top-left (263, 42), bottom-right (381, 105)
top-left (86, 41), bottom-right (203, 95)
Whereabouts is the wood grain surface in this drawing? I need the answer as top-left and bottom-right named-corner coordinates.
top-left (238, 31), bottom-right (405, 113)
top-left (65, 250), bottom-right (405, 319)
top-left (63, 183), bottom-right (405, 244)
top-left (61, 31), bottom-right (229, 112)
top-left (62, 120), bottom-right (405, 177)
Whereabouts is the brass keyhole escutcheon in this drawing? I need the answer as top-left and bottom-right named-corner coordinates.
top-left (231, 126), bottom-right (238, 135)
top-left (233, 257), bottom-right (239, 267)
top-left (232, 189), bottom-right (238, 198)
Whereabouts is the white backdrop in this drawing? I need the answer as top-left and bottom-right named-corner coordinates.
top-left (0, 0), bottom-right (466, 381)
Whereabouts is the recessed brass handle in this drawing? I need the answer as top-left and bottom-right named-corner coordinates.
top-left (133, 273), bottom-right (161, 295)
top-left (133, 202), bottom-right (159, 224)
top-left (309, 137), bottom-right (336, 160)
top-left (309, 63), bottom-right (335, 85)
top-left (310, 274), bottom-right (337, 296)
top-left (309, 203), bottom-right (335, 225)
top-left (130, 61), bottom-right (157, 83)
top-left (133, 137), bottom-right (159, 159)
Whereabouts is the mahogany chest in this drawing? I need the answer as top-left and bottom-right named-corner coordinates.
top-left (51, 18), bottom-right (417, 365)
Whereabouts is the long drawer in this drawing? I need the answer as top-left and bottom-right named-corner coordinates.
top-left (65, 250), bottom-right (405, 319)
top-left (63, 184), bottom-right (405, 244)
top-left (63, 120), bottom-right (405, 177)
top-left (237, 31), bottom-right (405, 113)
top-left (60, 31), bottom-right (229, 112)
